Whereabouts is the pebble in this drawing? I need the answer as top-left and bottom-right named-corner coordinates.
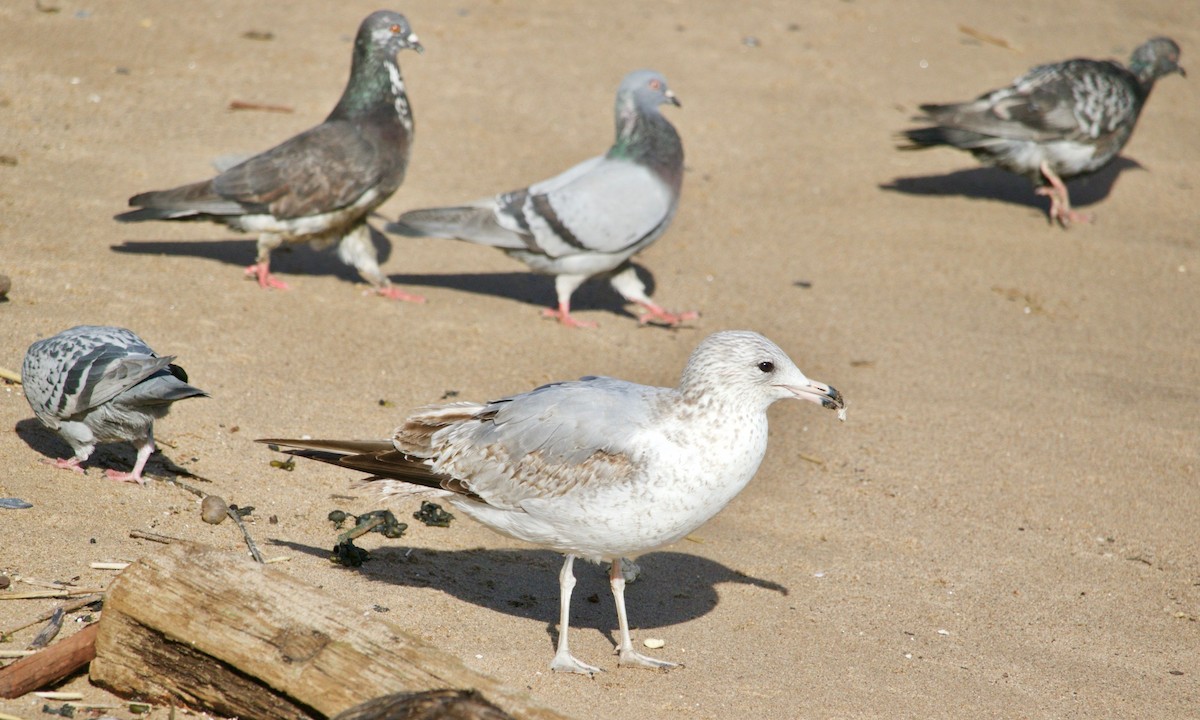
top-left (201, 494), bottom-right (229, 524)
top-left (643, 638), bottom-right (665, 649)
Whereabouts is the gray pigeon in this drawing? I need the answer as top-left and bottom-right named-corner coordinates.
top-left (261, 331), bottom-right (845, 674)
top-left (388, 70), bottom-right (695, 327)
top-left (115, 11), bottom-right (424, 301)
top-left (22, 326), bottom-right (208, 484)
top-left (900, 37), bottom-right (1184, 226)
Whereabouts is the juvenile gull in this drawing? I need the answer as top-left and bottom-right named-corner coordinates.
top-left (261, 330), bottom-right (844, 674)
top-left (900, 37), bottom-right (1184, 227)
top-left (116, 11), bottom-right (424, 300)
top-left (388, 70), bottom-right (694, 328)
top-left (22, 325), bottom-right (208, 484)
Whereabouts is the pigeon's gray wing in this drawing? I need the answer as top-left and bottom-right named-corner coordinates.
top-left (391, 155), bottom-right (673, 258)
top-left (210, 119), bottom-right (384, 219)
top-left (22, 327), bottom-right (169, 426)
top-left (514, 156), bottom-right (674, 256)
top-left (923, 60), bottom-right (1138, 143)
top-left (399, 377), bottom-right (670, 510)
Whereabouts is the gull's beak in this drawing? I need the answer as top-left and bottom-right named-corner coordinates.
top-left (665, 89), bottom-right (681, 108)
top-left (785, 378), bottom-right (845, 416)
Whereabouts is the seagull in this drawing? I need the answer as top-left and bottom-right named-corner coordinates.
top-left (261, 330), bottom-right (845, 674)
top-left (899, 37), bottom-right (1184, 226)
top-left (22, 325), bottom-right (208, 484)
top-left (388, 70), bottom-right (695, 327)
top-left (115, 11), bottom-right (425, 300)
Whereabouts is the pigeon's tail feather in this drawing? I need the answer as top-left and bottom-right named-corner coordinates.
top-left (388, 205), bottom-right (526, 250)
top-left (119, 370), bottom-right (209, 407)
top-left (257, 437), bottom-right (449, 490)
top-left (117, 180), bottom-right (247, 222)
top-left (898, 125), bottom-right (994, 151)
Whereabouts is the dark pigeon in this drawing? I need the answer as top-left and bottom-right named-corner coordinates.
top-left (22, 326), bottom-right (208, 484)
top-left (116, 11), bottom-right (425, 300)
top-left (388, 70), bottom-right (695, 327)
top-left (900, 37), bottom-right (1184, 226)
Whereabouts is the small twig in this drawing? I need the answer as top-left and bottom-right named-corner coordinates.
top-left (129, 529), bottom-right (178, 544)
top-left (0, 595), bottom-right (101, 638)
top-left (0, 651), bottom-right (36, 658)
top-left (227, 506), bottom-right (263, 563)
top-left (0, 367), bottom-right (20, 384)
top-left (228, 99), bottom-right (294, 113)
top-left (957, 24), bottom-right (1019, 51)
top-left (339, 514), bottom-right (385, 542)
top-left (0, 589), bottom-right (103, 600)
top-left (88, 562), bottom-right (129, 571)
top-left (33, 691), bottom-right (82, 701)
top-left (162, 476), bottom-right (208, 498)
top-left (799, 453), bottom-right (826, 465)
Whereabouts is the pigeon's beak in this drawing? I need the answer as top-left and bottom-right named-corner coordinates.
top-left (783, 378), bottom-right (845, 416)
top-left (665, 90), bottom-right (681, 108)
top-left (408, 34), bottom-right (424, 54)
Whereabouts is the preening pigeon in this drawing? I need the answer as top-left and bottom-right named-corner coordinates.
top-left (116, 11), bottom-right (425, 300)
top-left (22, 326), bottom-right (208, 485)
top-left (900, 37), bottom-right (1184, 226)
top-left (261, 331), bottom-right (845, 674)
top-left (388, 70), bottom-right (695, 327)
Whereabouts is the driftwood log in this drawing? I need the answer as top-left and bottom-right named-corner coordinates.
top-left (0, 622), bottom-right (98, 698)
top-left (90, 542), bottom-right (570, 720)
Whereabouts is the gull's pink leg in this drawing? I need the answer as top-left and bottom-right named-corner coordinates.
top-left (610, 559), bottom-right (680, 671)
top-left (549, 554), bottom-right (603, 675)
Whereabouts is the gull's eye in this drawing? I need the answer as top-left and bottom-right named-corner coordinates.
top-left (757, 361), bottom-right (775, 373)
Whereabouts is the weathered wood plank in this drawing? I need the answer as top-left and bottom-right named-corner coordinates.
top-left (90, 542), bottom-right (570, 720)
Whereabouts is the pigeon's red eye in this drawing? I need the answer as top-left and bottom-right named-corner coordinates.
top-left (389, 24), bottom-right (401, 33)
top-left (649, 79), bottom-right (661, 90)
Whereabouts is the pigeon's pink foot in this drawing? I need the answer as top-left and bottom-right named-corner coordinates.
top-left (244, 263), bottom-right (290, 290)
top-left (104, 468), bottom-right (148, 486)
top-left (44, 457), bottom-right (86, 474)
top-left (635, 302), bottom-right (699, 327)
top-left (541, 304), bottom-right (597, 329)
top-left (372, 285), bottom-right (426, 303)
top-left (1036, 161), bottom-right (1091, 228)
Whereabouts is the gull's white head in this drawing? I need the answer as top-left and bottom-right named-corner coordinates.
top-left (680, 331), bottom-right (845, 415)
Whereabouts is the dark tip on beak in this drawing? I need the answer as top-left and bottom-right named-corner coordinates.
top-left (667, 92), bottom-right (681, 108)
top-left (411, 38), bottom-right (424, 54)
top-left (821, 385), bottom-right (845, 410)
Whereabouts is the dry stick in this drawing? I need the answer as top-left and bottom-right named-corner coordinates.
top-left (0, 595), bottom-right (101, 639)
top-left (0, 623), bottom-right (98, 699)
top-left (129, 530), bottom-right (178, 544)
top-left (228, 99), bottom-right (294, 113)
top-left (0, 367), bottom-right (21, 384)
top-left (0, 589), bottom-right (103, 600)
top-left (227, 507), bottom-right (263, 563)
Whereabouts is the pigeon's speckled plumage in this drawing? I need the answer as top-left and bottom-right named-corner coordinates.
top-left (22, 326), bottom-right (207, 484)
top-left (116, 11), bottom-right (425, 300)
top-left (388, 70), bottom-right (694, 327)
top-left (900, 37), bottom-right (1184, 226)
top-left (261, 331), bottom-right (845, 674)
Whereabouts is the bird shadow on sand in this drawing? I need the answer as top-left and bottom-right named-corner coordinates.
top-left (110, 228), bottom-right (665, 322)
top-left (14, 417), bottom-right (201, 482)
top-left (269, 538), bottom-right (787, 653)
top-left (109, 232), bottom-right (386, 286)
top-left (880, 156), bottom-right (1143, 213)
top-left (385, 263), bottom-right (662, 323)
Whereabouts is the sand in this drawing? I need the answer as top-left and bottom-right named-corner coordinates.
top-left (1, 1), bottom-right (1197, 718)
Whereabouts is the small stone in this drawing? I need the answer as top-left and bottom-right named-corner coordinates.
top-left (201, 495), bottom-right (228, 524)
top-left (0, 574), bottom-right (11, 589)
top-left (643, 638), bottom-right (665, 649)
